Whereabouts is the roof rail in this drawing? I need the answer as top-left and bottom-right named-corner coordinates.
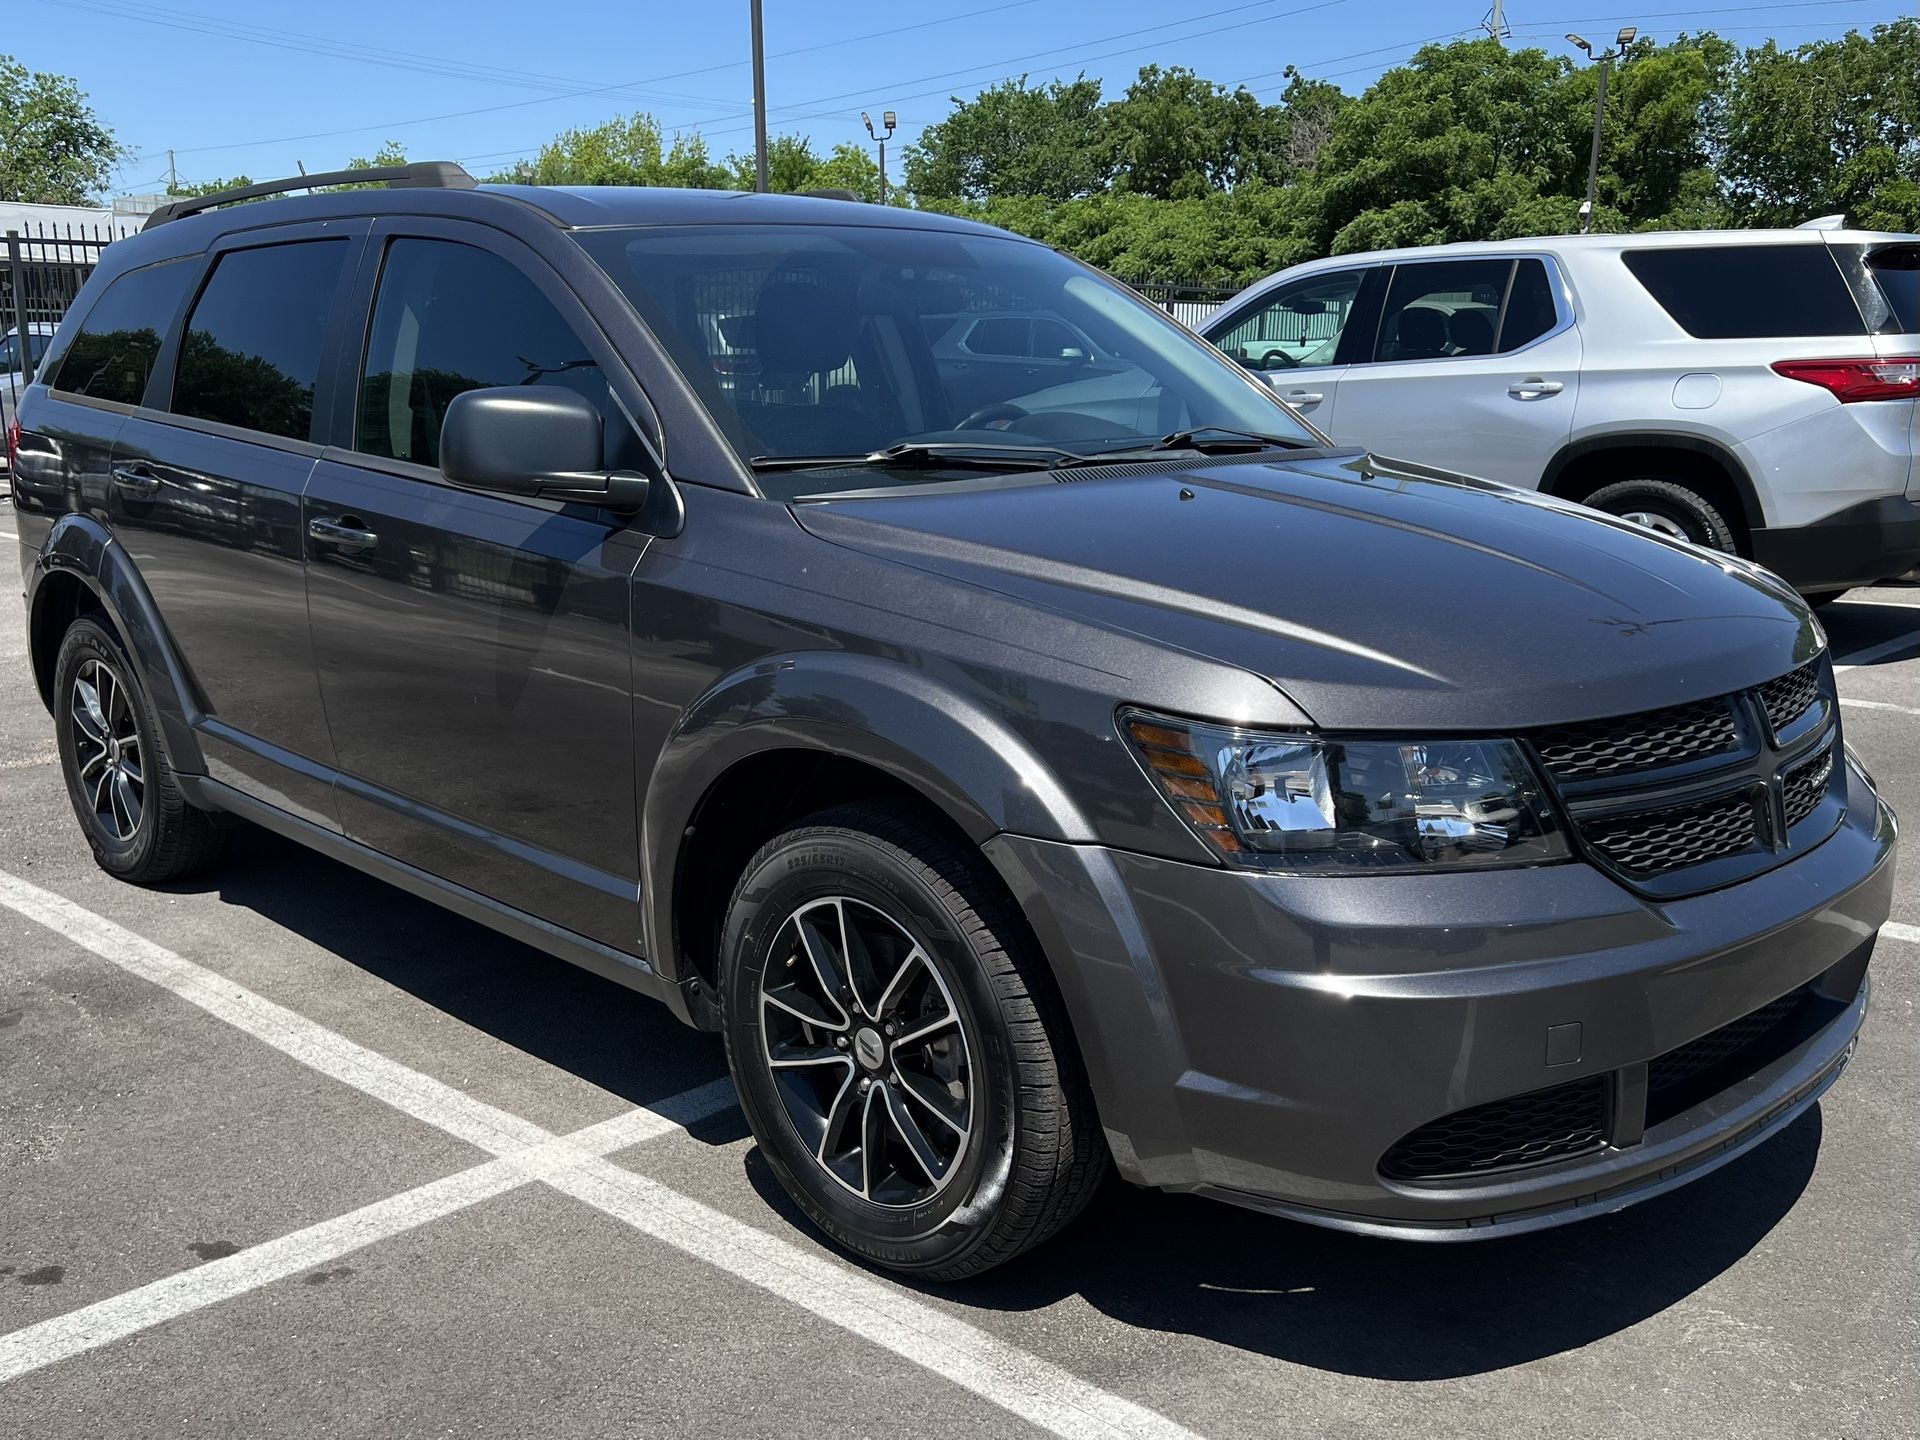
top-left (142, 161), bottom-right (477, 230)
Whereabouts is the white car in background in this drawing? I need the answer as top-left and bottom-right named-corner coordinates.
top-left (1203, 229), bottom-right (1920, 602)
top-left (2, 323), bottom-right (58, 471)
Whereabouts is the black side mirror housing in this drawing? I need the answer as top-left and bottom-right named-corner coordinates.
top-left (439, 387), bottom-right (649, 510)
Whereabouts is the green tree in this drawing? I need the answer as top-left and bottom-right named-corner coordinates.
top-left (1101, 66), bottom-right (1288, 199)
top-left (505, 112), bottom-right (731, 188)
top-left (166, 173), bottom-right (253, 198)
top-left (727, 136), bottom-right (884, 200)
top-left (0, 54), bottom-right (125, 204)
top-left (903, 75), bottom-right (1108, 202)
top-left (1721, 19), bottom-right (1919, 230)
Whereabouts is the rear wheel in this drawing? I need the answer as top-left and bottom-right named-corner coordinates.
top-left (719, 802), bottom-right (1107, 1279)
top-left (1584, 477), bottom-right (1737, 552)
top-left (53, 616), bottom-right (224, 883)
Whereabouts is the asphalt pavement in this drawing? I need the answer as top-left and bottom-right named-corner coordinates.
top-left (2, 497), bottom-right (1916, 1439)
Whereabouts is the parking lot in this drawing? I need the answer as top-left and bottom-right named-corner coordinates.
top-left (1, 497), bottom-right (1915, 1438)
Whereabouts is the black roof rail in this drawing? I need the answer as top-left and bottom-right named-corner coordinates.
top-left (142, 161), bottom-right (477, 230)
top-left (801, 187), bottom-right (863, 202)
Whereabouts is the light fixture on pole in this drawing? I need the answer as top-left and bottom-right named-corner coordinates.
top-left (1566, 25), bottom-right (1640, 234)
top-left (862, 110), bottom-right (897, 205)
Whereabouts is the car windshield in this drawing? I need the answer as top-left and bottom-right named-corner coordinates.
top-left (575, 223), bottom-right (1317, 497)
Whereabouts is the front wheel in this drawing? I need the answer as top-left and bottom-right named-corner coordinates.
top-left (719, 803), bottom-right (1107, 1279)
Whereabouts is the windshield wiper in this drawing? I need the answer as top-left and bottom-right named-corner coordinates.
top-left (1062, 425), bottom-right (1315, 464)
top-left (751, 441), bottom-right (1091, 473)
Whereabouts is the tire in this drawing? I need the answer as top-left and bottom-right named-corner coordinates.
top-left (1584, 477), bottom-right (1737, 552)
top-left (52, 615), bottom-right (225, 884)
top-left (719, 802), bottom-right (1107, 1280)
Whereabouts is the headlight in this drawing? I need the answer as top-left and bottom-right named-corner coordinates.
top-left (1123, 711), bottom-right (1570, 871)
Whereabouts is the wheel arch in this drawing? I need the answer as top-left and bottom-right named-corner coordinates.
top-left (28, 514), bottom-right (206, 774)
top-left (640, 651), bottom-right (1096, 1011)
top-left (1539, 432), bottom-right (1765, 550)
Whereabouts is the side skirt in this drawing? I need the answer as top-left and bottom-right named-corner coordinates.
top-left (182, 775), bottom-right (700, 1026)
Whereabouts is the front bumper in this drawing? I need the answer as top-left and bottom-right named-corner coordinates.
top-left (1751, 494), bottom-right (1920, 594)
top-left (987, 755), bottom-right (1896, 1238)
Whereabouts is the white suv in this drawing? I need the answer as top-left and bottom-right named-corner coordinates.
top-left (1203, 230), bottom-right (1920, 600)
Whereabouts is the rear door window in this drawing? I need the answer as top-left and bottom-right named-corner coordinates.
top-left (48, 259), bottom-right (195, 406)
top-left (172, 240), bottom-right (350, 440)
top-left (1374, 259), bottom-right (1513, 362)
top-left (1623, 245), bottom-right (1866, 338)
top-left (962, 317), bottom-right (1032, 357)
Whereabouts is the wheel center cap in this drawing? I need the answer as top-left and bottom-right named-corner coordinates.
top-left (853, 1026), bottom-right (886, 1071)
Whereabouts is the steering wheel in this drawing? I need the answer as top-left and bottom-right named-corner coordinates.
top-left (953, 402), bottom-right (1030, 431)
top-left (1261, 350), bottom-right (1301, 371)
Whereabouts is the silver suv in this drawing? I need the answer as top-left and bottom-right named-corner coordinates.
top-left (1204, 229), bottom-right (1920, 601)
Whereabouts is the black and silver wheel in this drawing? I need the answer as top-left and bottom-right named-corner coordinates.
top-left (1585, 477), bottom-right (1737, 552)
top-left (721, 803), bottom-right (1107, 1279)
top-left (54, 615), bottom-right (225, 883)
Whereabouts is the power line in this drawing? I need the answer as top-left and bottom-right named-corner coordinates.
top-left (113, 0), bottom-right (1048, 162)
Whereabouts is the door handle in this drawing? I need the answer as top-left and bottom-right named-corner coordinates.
top-left (110, 464), bottom-right (161, 499)
top-left (1283, 389), bottom-right (1324, 407)
top-left (1508, 378), bottom-right (1565, 400)
top-left (307, 516), bottom-right (380, 550)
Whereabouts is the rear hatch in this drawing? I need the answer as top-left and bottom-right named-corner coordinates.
top-left (1845, 239), bottom-right (1920, 497)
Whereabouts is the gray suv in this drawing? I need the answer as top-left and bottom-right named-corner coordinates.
top-left (9, 165), bottom-right (1898, 1278)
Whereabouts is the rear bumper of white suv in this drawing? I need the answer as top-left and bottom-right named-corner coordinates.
top-left (1751, 494), bottom-right (1920, 594)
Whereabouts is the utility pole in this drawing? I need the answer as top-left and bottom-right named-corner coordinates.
top-left (1481, 0), bottom-right (1509, 45)
top-left (166, 149), bottom-right (177, 193)
top-left (862, 110), bottom-right (896, 204)
top-left (750, 0), bottom-right (769, 192)
top-left (1567, 25), bottom-right (1638, 233)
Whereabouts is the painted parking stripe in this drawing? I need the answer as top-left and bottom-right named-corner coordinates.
top-left (1885, 922), bottom-right (1919, 946)
top-left (0, 871), bottom-right (1201, 1439)
top-left (0, 1082), bottom-right (740, 1387)
top-left (1839, 697), bottom-right (1920, 719)
top-left (1833, 632), bottom-right (1920, 671)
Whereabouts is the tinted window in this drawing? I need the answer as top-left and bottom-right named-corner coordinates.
top-left (357, 238), bottom-right (606, 468)
top-left (1375, 259), bottom-right (1511, 362)
top-left (1624, 245), bottom-right (1865, 339)
top-left (0, 331), bottom-right (51, 372)
top-left (49, 260), bottom-right (193, 405)
top-left (1211, 269), bottom-right (1363, 372)
top-left (964, 318), bottom-right (1030, 357)
top-left (1498, 260), bottom-right (1560, 352)
top-left (1865, 245), bottom-right (1920, 332)
top-left (1030, 317), bottom-right (1084, 358)
top-left (173, 241), bottom-right (348, 440)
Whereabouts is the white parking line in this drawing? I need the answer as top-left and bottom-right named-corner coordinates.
top-left (1886, 922), bottom-right (1919, 947)
top-left (1833, 632), bottom-right (1920, 671)
top-left (0, 871), bottom-right (1201, 1440)
top-left (1840, 697), bottom-right (1920, 719)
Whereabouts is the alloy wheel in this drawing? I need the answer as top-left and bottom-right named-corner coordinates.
top-left (758, 896), bottom-right (974, 1208)
top-left (70, 657), bottom-right (145, 843)
top-left (1617, 509), bottom-right (1692, 541)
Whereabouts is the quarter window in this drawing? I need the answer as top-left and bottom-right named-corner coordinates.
top-left (1497, 259), bottom-right (1561, 352)
top-left (49, 259), bottom-right (194, 406)
top-left (1211, 270), bottom-right (1363, 373)
top-left (173, 240), bottom-right (349, 440)
top-left (963, 317), bottom-right (1031, 357)
top-left (356, 238), bottom-right (606, 468)
top-left (1623, 245), bottom-right (1866, 339)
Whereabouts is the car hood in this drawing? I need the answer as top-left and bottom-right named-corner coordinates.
top-left (790, 452), bottom-right (1822, 731)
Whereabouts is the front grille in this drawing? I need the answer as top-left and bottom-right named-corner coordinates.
top-left (1533, 696), bottom-right (1737, 781)
top-left (1379, 1076), bottom-right (1609, 1182)
top-left (1644, 988), bottom-right (1814, 1130)
top-left (1583, 792), bottom-right (1759, 877)
top-left (1782, 744), bottom-right (1834, 828)
top-left (1758, 658), bottom-right (1822, 736)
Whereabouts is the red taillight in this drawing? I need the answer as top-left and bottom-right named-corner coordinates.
top-left (1772, 356), bottom-right (1920, 402)
top-left (5, 417), bottom-right (17, 472)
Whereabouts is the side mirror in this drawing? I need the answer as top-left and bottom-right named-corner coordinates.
top-left (440, 387), bottom-right (649, 509)
top-left (1056, 345), bottom-right (1091, 366)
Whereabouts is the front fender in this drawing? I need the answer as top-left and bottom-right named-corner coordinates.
top-left (639, 649), bottom-right (1097, 977)
top-left (31, 513), bottom-right (206, 775)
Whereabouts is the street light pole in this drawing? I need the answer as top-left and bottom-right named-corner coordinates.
top-left (862, 110), bottom-right (897, 205)
top-left (1567, 25), bottom-right (1637, 234)
top-left (750, 0), bottom-right (769, 193)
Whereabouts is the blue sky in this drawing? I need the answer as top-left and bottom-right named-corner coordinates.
top-left (12, 0), bottom-right (1909, 196)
